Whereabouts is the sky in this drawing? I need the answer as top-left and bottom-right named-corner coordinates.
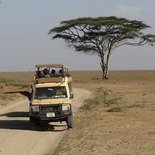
top-left (0, 0), bottom-right (155, 71)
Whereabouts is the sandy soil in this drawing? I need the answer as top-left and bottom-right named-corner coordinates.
top-left (0, 88), bottom-right (90, 155)
top-left (54, 77), bottom-right (155, 155)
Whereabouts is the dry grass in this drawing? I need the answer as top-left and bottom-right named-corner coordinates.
top-left (0, 72), bottom-right (34, 106)
top-left (81, 87), bottom-right (123, 112)
top-left (0, 70), bottom-right (155, 154)
top-left (54, 70), bottom-right (155, 155)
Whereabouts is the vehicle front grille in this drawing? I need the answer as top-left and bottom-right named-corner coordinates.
top-left (40, 104), bottom-right (61, 113)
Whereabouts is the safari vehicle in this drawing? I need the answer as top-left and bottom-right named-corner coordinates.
top-left (29, 64), bottom-right (74, 129)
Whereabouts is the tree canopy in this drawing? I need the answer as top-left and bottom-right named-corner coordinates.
top-left (49, 16), bottom-right (155, 79)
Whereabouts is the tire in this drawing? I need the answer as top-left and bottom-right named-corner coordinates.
top-left (66, 114), bottom-right (73, 129)
top-left (29, 117), bottom-right (40, 130)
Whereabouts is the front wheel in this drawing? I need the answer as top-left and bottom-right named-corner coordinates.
top-left (29, 117), bottom-right (40, 130)
top-left (66, 114), bottom-right (73, 129)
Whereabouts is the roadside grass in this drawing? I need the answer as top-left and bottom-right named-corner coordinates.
top-left (0, 72), bottom-right (33, 106)
top-left (54, 87), bottom-right (124, 155)
top-left (81, 87), bottom-right (123, 112)
top-left (54, 85), bottom-right (148, 155)
top-left (0, 78), bottom-right (29, 89)
top-left (0, 70), bottom-right (151, 107)
top-left (0, 71), bottom-right (154, 154)
top-left (81, 87), bottom-right (145, 113)
top-left (0, 72), bottom-right (33, 89)
top-left (0, 70), bottom-right (153, 155)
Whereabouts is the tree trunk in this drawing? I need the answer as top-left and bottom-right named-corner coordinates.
top-left (100, 51), bottom-right (110, 79)
top-left (102, 64), bottom-right (108, 79)
top-left (104, 50), bottom-right (111, 80)
top-left (104, 64), bottom-right (108, 79)
top-left (100, 58), bottom-right (108, 79)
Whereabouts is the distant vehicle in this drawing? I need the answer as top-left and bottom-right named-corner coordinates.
top-left (29, 64), bottom-right (74, 129)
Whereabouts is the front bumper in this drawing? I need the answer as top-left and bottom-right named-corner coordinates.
top-left (29, 104), bottom-right (72, 122)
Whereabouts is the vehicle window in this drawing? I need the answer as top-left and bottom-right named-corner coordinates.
top-left (35, 87), bottom-right (67, 99)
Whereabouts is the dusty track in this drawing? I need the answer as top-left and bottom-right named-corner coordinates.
top-left (0, 88), bottom-right (90, 155)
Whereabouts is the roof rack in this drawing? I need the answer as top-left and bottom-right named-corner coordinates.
top-left (36, 64), bottom-right (64, 68)
top-left (34, 64), bottom-right (70, 83)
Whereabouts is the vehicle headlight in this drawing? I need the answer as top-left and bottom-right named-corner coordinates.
top-left (31, 106), bottom-right (39, 112)
top-left (62, 104), bottom-right (71, 111)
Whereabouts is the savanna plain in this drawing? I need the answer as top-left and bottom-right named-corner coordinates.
top-left (0, 71), bottom-right (155, 155)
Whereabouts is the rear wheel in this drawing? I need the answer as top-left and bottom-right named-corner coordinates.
top-left (66, 114), bottom-right (73, 129)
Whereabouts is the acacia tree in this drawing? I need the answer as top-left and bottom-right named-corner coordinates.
top-left (49, 16), bottom-right (155, 79)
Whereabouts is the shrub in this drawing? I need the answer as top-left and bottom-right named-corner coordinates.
top-left (81, 87), bottom-right (122, 112)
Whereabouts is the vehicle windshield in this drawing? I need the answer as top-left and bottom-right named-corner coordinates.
top-left (35, 86), bottom-right (67, 99)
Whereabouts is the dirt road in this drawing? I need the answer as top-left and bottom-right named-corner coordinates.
top-left (0, 88), bottom-right (90, 155)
